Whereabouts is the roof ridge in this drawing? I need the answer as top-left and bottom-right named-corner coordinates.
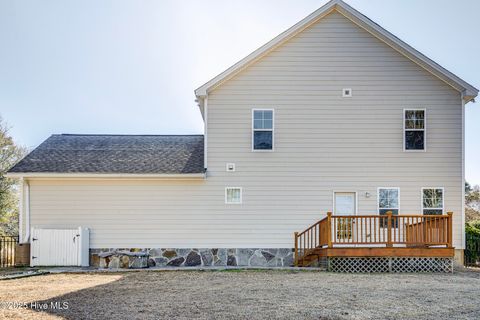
top-left (194, 0), bottom-right (478, 101)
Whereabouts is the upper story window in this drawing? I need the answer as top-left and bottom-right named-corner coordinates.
top-left (252, 109), bottom-right (274, 151)
top-left (404, 109), bottom-right (425, 151)
top-left (422, 188), bottom-right (444, 215)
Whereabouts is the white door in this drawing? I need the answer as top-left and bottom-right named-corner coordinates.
top-left (334, 192), bottom-right (356, 243)
top-left (31, 228), bottom-right (80, 266)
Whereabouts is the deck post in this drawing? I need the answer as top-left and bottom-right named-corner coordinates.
top-left (294, 232), bottom-right (298, 266)
top-left (386, 211), bottom-right (393, 247)
top-left (447, 212), bottom-right (453, 248)
top-left (327, 212), bottom-right (332, 248)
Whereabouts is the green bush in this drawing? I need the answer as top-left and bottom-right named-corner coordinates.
top-left (466, 221), bottom-right (480, 236)
top-left (465, 221), bottom-right (480, 266)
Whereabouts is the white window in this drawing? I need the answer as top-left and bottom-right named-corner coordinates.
top-left (404, 109), bottom-right (425, 151)
top-left (378, 188), bottom-right (400, 216)
top-left (225, 187), bottom-right (242, 204)
top-left (252, 109), bottom-right (274, 151)
top-left (378, 188), bottom-right (400, 227)
top-left (422, 188), bottom-right (444, 215)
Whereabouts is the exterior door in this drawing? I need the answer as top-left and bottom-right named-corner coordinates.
top-left (334, 192), bottom-right (356, 243)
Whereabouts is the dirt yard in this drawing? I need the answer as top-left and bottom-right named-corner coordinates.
top-left (0, 269), bottom-right (479, 319)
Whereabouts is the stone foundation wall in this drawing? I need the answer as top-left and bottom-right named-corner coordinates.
top-left (90, 248), bottom-right (294, 269)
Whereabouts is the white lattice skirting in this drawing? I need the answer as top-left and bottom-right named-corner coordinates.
top-left (328, 257), bottom-right (453, 273)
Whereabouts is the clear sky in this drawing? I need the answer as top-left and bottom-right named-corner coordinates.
top-left (0, 0), bottom-right (479, 183)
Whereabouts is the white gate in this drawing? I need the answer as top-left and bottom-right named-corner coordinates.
top-left (30, 227), bottom-right (89, 267)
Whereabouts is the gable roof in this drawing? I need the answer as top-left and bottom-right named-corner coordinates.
top-left (8, 134), bottom-right (205, 177)
top-left (195, 0), bottom-right (478, 103)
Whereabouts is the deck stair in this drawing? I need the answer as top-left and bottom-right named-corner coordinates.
top-left (294, 212), bottom-right (454, 270)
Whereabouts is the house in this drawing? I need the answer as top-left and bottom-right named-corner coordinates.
top-left (7, 0), bottom-right (478, 271)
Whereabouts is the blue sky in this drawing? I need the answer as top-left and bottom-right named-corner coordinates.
top-left (0, 0), bottom-right (479, 184)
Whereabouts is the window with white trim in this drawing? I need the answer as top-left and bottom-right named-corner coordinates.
top-left (225, 187), bottom-right (242, 204)
top-left (378, 188), bottom-right (399, 227)
top-left (422, 188), bottom-right (444, 215)
top-left (404, 109), bottom-right (425, 150)
top-left (252, 109), bottom-right (273, 150)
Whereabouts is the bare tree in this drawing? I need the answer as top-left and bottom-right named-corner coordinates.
top-left (466, 183), bottom-right (480, 222)
top-left (0, 116), bottom-right (26, 235)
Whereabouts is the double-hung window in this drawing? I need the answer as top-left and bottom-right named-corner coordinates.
top-left (252, 109), bottom-right (274, 151)
top-left (378, 188), bottom-right (400, 227)
top-left (404, 109), bottom-right (425, 151)
top-left (422, 188), bottom-right (444, 215)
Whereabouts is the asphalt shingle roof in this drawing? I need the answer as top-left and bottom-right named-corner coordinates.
top-left (8, 134), bottom-right (205, 174)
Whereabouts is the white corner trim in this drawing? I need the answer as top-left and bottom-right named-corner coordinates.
top-left (5, 173), bottom-right (207, 180)
top-left (461, 93), bottom-right (466, 248)
top-left (204, 97), bottom-right (208, 171)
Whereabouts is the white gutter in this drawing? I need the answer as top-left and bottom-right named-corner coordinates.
top-left (6, 172), bottom-right (206, 180)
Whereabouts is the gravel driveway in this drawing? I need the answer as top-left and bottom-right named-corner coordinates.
top-left (0, 269), bottom-right (479, 319)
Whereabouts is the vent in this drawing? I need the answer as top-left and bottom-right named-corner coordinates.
top-left (226, 163), bottom-right (235, 172)
top-left (342, 88), bottom-right (352, 97)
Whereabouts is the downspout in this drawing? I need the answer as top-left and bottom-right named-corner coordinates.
top-left (24, 180), bottom-right (30, 243)
top-left (18, 178), bottom-right (24, 242)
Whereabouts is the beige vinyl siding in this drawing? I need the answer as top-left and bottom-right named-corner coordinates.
top-left (206, 11), bottom-right (463, 248)
top-left (26, 11), bottom-right (463, 249)
top-left (29, 180), bottom-right (296, 248)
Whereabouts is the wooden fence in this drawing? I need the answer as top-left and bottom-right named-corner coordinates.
top-left (0, 236), bottom-right (18, 268)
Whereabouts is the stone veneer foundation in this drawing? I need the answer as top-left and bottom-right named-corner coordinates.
top-left (90, 248), bottom-right (295, 269)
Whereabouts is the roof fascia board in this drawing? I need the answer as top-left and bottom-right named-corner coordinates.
top-left (194, 0), bottom-right (338, 97)
top-left (194, 0), bottom-right (478, 102)
top-left (334, 3), bottom-right (478, 101)
top-left (5, 172), bottom-right (206, 180)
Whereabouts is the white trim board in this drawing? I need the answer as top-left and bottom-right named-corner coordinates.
top-left (195, 0), bottom-right (478, 102)
top-left (6, 173), bottom-right (207, 180)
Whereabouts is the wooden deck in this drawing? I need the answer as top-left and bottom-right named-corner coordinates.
top-left (294, 212), bottom-right (454, 267)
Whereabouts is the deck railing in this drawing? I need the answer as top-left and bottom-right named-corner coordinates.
top-left (294, 212), bottom-right (453, 266)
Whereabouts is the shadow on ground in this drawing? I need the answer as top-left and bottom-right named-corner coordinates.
top-left (29, 269), bottom-right (480, 320)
